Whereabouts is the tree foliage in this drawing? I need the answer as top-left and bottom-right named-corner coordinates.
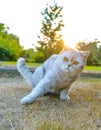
top-left (22, 48), bottom-right (36, 62)
top-left (76, 39), bottom-right (101, 66)
top-left (36, 1), bottom-right (64, 62)
top-left (0, 23), bottom-right (23, 61)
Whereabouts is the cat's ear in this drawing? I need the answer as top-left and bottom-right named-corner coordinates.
top-left (80, 51), bottom-right (90, 58)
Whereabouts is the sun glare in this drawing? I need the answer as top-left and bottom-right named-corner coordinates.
top-left (62, 31), bottom-right (77, 49)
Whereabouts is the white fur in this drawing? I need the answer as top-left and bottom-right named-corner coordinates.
top-left (17, 48), bottom-right (89, 104)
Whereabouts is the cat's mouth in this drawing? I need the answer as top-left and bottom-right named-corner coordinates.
top-left (66, 66), bottom-right (83, 73)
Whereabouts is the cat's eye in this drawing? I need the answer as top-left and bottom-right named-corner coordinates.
top-left (64, 56), bottom-right (68, 62)
top-left (73, 61), bottom-right (79, 65)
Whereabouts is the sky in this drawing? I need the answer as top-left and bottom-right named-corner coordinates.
top-left (0, 0), bottom-right (101, 49)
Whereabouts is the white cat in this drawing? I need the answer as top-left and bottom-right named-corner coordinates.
top-left (17, 46), bottom-right (89, 104)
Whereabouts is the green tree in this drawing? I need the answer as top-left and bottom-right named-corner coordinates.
top-left (0, 47), bottom-right (11, 61)
top-left (0, 23), bottom-right (23, 61)
top-left (36, 1), bottom-right (64, 62)
top-left (0, 23), bottom-right (9, 33)
top-left (23, 48), bottom-right (35, 62)
top-left (76, 39), bottom-right (100, 65)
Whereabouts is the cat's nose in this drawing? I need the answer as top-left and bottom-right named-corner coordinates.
top-left (68, 64), bottom-right (72, 67)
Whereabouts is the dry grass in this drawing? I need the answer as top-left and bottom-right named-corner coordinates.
top-left (0, 77), bottom-right (101, 130)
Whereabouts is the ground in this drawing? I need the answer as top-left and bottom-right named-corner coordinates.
top-left (0, 77), bottom-right (101, 130)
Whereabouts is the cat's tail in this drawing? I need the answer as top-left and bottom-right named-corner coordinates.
top-left (17, 58), bottom-right (33, 86)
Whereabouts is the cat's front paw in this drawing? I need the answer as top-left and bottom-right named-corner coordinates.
top-left (60, 94), bottom-right (70, 102)
top-left (60, 90), bottom-right (70, 102)
top-left (21, 95), bottom-right (34, 104)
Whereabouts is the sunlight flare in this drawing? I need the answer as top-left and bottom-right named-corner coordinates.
top-left (62, 32), bottom-right (77, 49)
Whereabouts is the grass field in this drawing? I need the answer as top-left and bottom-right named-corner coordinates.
top-left (0, 61), bottom-right (101, 71)
top-left (0, 61), bottom-right (42, 68)
top-left (0, 61), bottom-right (101, 129)
top-left (0, 77), bottom-right (101, 130)
top-left (84, 66), bottom-right (101, 71)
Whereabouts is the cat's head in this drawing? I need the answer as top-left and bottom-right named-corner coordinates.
top-left (56, 46), bottom-right (89, 75)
